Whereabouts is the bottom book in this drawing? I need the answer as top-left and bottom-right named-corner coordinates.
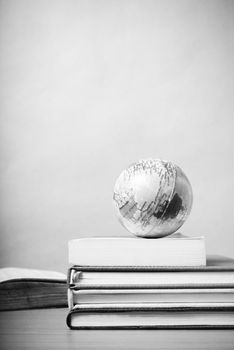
top-left (67, 309), bottom-right (234, 329)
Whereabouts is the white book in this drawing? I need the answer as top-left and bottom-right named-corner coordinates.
top-left (68, 288), bottom-right (234, 307)
top-left (68, 233), bottom-right (206, 267)
top-left (69, 270), bottom-right (234, 289)
top-left (71, 302), bottom-right (234, 310)
top-left (67, 309), bottom-right (234, 329)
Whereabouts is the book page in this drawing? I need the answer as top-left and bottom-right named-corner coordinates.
top-left (0, 267), bottom-right (66, 283)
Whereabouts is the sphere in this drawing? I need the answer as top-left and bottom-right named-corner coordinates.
top-left (113, 158), bottom-right (193, 238)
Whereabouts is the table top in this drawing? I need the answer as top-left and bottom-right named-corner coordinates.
top-left (0, 308), bottom-right (234, 350)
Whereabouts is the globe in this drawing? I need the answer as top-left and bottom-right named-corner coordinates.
top-left (113, 158), bottom-right (193, 238)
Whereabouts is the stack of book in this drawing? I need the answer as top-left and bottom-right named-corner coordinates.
top-left (66, 234), bottom-right (234, 329)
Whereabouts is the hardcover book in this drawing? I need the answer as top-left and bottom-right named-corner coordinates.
top-left (67, 308), bottom-right (234, 329)
top-left (68, 256), bottom-right (234, 290)
top-left (68, 288), bottom-right (234, 308)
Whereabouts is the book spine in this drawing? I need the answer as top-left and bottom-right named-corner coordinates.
top-left (67, 268), bottom-right (83, 310)
top-left (67, 288), bottom-right (74, 310)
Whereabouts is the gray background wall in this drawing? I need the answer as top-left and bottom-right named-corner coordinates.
top-left (0, 0), bottom-right (233, 273)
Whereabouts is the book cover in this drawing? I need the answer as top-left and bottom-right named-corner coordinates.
top-left (68, 288), bottom-right (234, 307)
top-left (68, 256), bottom-right (234, 290)
top-left (69, 234), bottom-right (206, 267)
top-left (66, 308), bottom-right (234, 329)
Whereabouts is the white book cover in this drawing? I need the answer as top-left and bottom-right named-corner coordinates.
top-left (68, 233), bottom-right (206, 267)
top-left (68, 288), bottom-right (234, 306)
top-left (70, 270), bottom-right (234, 289)
top-left (67, 310), bottom-right (234, 329)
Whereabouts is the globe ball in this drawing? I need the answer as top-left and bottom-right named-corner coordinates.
top-left (113, 158), bottom-right (193, 238)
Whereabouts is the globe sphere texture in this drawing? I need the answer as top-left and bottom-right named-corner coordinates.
top-left (113, 158), bottom-right (193, 238)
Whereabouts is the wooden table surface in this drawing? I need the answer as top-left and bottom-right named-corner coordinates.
top-left (0, 308), bottom-right (234, 350)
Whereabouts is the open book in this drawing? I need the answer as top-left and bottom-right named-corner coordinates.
top-left (0, 267), bottom-right (67, 311)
